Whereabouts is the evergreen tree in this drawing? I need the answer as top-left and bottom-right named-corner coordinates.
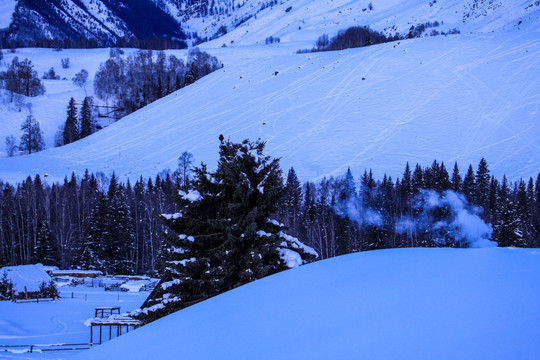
top-left (281, 167), bottom-right (303, 234)
top-left (514, 180), bottom-right (532, 246)
top-left (493, 176), bottom-right (519, 247)
top-left (19, 115), bottom-right (45, 154)
top-left (33, 220), bottom-right (59, 266)
top-left (411, 163), bottom-right (424, 194)
top-left (462, 165), bottom-right (475, 201)
top-left (77, 193), bottom-right (108, 270)
top-left (340, 167), bottom-right (356, 201)
top-left (106, 180), bottom-right (135, 274)
top-left (437, 162), bottom-right (450, 191)
top-left (534, 174), bottom-right (540, 247)
top-left (401, 162), bottom-right (412, 201)
top-left (475, 158), bottom-right (490, 208)
top-left (63, 97), bottom-right (79, 145)
top-left (450, 162), bottom-right (461, 192)
top-left (138, 139), bottom-right (316, 323)
top-left (79, 97), bottom-right (94, 139)
top-left (0, 272), bottom-right (14, 300)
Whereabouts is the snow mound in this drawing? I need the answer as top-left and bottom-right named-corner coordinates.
top-left (72, 247), bottom-right (540, 359)
top-left (0, 264), bottom-right (52, 294)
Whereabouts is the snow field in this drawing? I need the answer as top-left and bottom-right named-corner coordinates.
top-left (71, 247), bottom-right (540, 360)
top-left (0, 278), bottom-right (151, 360)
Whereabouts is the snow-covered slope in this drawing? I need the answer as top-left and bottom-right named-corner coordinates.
top-left (1, 31), bottom-right (539, 183)
top-left (156, 0), bottom-right (540, 47)
top-left (71, 247), bottom-right (540, 359)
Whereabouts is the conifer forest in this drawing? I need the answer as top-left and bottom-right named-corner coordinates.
top-left (0, 144), bottom-right (538, 274)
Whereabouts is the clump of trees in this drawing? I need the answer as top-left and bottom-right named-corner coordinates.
top-left (265, 36), bottom-right (280, 44)
top-left (94, 48), bottom-right (222, 118)
top-left (298, 26), bottom-right (394, 53)
top-left (42, 67), bottom-right (60, 80)
top-left (55, 97), bottom-right (96, 147)
top-left (0, 57), bottom-right (45, 100)
top-left (300, 22), bottom-right (460, 53)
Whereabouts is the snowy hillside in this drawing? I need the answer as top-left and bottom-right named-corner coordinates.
top-left (71, 247), bottom-right (540, 360)
top-left (1, 30), bottom-right (539, 184)
top-left (164, 0), bottom-right (540, 46)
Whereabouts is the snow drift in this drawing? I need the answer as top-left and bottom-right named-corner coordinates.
top-left (72, 247), bottom-right (540, 360)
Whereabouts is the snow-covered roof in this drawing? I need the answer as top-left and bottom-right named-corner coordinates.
top-left (0, 264), bottom-right (53, 293)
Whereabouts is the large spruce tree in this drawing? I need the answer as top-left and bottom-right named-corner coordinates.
top-left (137, 139), bottom-right (316, 323)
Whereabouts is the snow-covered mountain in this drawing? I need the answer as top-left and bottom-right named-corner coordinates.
top-left (2, 0), bottom-right (186, 46)
top-left (3, 0), bottom-right (540, 46)
top-left (0, 0), bottom-right (539, 184)
top-left (70, 247), bottom-right (540, 359)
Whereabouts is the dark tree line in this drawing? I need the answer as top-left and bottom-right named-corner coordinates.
top-left (94, 48), bottom-right (222, 118)
top-left (300, 23), bottom-right (460, 54)
top-left (0, 171), bottom-right (179, 275)
top-left (276, 159), bottom-right (540, 260)
top-left (1, 157), bottom-right (538, 273)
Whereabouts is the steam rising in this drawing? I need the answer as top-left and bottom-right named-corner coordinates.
top-left (339, 189), bottom-right (495, 248)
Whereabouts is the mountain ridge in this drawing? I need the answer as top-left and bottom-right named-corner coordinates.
top-left (2, 0), bottom-right (540, 47)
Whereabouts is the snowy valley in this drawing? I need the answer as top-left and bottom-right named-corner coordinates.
top-left (0, 0), bottom-right (539, 359)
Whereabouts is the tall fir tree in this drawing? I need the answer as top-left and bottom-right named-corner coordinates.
top-left (63, 97), bottom-right (79, 145)
top-left (450, 162), bottom-right (461, 192)
top-left (79, 96), bottom-right (94, 139)
top-left (475, 158), bottom-right (490, 208)
top-left (281, 167), bottom-right (303, 234)
top-left (138, 139), bottom-right (316, 323)
top-left (32, 220), bottom-right (59, 266)
top-left (462, 165), bottom-right (475, 201)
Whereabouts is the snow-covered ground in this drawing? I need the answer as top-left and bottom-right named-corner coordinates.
top-left (0, 275), bottom-right (152, 359)
top-left (1, 30), bottom-right (539, 184)
top-left (178, 0), bottom-right (540, 46)
top-left (0, 264), bottom-right (52, 294)
top-left (67, 247), bottom-right (540, 360)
